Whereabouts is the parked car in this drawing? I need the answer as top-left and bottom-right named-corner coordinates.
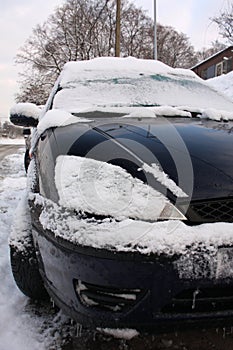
top-left (9, 57), bottom-right (233, 332)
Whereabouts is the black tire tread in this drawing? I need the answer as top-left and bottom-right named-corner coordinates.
top-left (10, 245), bottom-right (48, 300)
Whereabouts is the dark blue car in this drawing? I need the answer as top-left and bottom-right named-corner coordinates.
top-left (9, 57), bottom-right (233, 332)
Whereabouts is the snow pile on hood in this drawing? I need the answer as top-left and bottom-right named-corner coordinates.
top-left (200, 108), bottom-right (233, 121)
top-left (121, 106), bottom-right (192, 119)
top-left (33, 192), bottom-right (233, 258)
top-left (37, 109), bottom-right (91, 136)
top-left (54, 155), bottom-right (174, 221)
top-left (207, 71), bottom-right (233, 102)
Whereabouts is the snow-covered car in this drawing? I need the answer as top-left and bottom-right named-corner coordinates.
top-left (9, 57), bottom-right (233, 332)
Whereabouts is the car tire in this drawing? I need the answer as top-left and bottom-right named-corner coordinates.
top-left (10, 244), bottom-right (49, 300)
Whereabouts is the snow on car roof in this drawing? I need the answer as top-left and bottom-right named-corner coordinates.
top-left (33, 57), bottom-right (233, 137)
top-left (52, 57), bottom-right (233, 117)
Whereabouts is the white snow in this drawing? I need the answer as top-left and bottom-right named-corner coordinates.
top-left (200, 108), bottom-right (233, 121)
top-left (10, 102), bottom-right (41, 120)
top-left (9, 191), bottom-right (33, 253)
top-left (142, 162), bottom-right (188, 198)
top-left (0, 137), bottom-right (25, 145)
top-left (54, 155), bottom-right (185, 221)
top-left (35, 191), bottom-right (233, 258)
top-left (0, 150), bottom-right (42, 350)
top-left (97, 327), bottom-right (139, 340)
top-left (0, 150), bottom-right (77, 349)
top-left (37, 109), bottom-right (91, 136)
top-left (121, 106), bottom-right (192, 119)
top-left (32, 57), bottom-right (233, 137)
top-left (54, 57), bottom-right (233, 115)
top-left (207, 71), bottom-right (233, 102)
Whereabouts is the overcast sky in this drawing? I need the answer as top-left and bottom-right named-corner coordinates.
top-left (0, 0), bottom-right (229, 121)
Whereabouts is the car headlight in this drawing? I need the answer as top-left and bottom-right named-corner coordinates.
top-left (55, 155), bottom-right (186, 222)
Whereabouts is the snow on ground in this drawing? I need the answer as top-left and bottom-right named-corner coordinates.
top-left (0, 149), bottom-right (75, 350)
top-left (0, 137), bottom-right (25, 145)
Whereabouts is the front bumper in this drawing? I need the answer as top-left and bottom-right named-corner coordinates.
top-left (30, 225), bottom-right (233, 331)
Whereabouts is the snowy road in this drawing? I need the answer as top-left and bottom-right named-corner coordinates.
top-left (1, 146), bottom-right (233, 350)
top-left (0, 145), bottom-right (23, 161)
top-left (0, 147), bottom-right (75, 350)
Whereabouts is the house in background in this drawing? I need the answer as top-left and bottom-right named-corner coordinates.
top-left (192, 46), bottom-right (233, 80)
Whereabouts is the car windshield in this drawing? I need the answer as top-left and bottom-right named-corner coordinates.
top-left (52, 57), bottom-right (233, 116)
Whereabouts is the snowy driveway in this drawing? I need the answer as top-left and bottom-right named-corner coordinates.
top-left (0, 145), bottom-right (22, 161)
top-left (0, 147), bottom-right (74, 350)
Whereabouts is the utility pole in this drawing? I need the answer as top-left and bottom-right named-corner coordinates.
top-left (154, 0), bottom-right (157, 60)
top-left (115, 0), bottom-right (121, 57)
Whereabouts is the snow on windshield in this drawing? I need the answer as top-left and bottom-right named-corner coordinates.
top-left (52, 57), bottom-right (233, 117)
top-left (34, 57), bottom-right (233, 136)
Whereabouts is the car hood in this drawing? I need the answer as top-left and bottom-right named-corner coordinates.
top-left (52, 117), bottom-right (233, 204)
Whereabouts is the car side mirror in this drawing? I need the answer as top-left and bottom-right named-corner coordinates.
top-left (10, 103), bottom-right (41, 127)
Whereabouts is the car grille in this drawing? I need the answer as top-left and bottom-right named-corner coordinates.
top-left (189, 198), bottom-right (233, 223)
top-left (162, 286), bottom-right (233, 313)
top-left (74, 279), bottom-right (146, 312)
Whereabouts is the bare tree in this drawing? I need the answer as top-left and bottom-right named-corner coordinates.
top-left (120, 3), bottom-right (154, 58)
top-left (16, 0), bottom-right (197, 104)
top-left (16, 0), bottom-right (114, 103)
top-left (212, 4), bottom-right (233, 44)
top-left (196, 40), bottom-right (227, 62)
top-left (157, 24), bottom-right (197, 68)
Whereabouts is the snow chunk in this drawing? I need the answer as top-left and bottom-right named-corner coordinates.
top-left (200, 108), bottom-right (233, 121)
top-left (97, 327), bottom-right (139, 340)
top-left (142, 162), bottom-right (188, 198)
top-left (121, 106), bottom-right (191, 119)
top-left (122, 108), bottom-right (156, 119)
top-left (54, 155), bottom-right (169, 221)
top-left (10, 103), bottom-right (40, 120)
top-left (37, 109), bottom-right (91, 136)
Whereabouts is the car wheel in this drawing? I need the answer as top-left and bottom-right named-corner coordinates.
top-left (10, 244), bottom-right (49, 300)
